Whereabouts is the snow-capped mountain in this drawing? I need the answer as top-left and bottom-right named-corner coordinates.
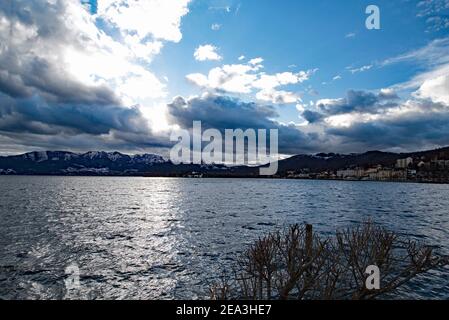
top-left (0, 151), bottom-right (167, 175)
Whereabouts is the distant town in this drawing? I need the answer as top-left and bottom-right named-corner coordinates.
top-left (283, 156), bottom-right (449, 183)
top-left (182, 147), bottom-right (449, 184)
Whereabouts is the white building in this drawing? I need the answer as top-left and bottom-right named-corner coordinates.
top-left (336, 168), bottom-right (364, 179)
top-left (396, 157), bottom-right (413, 169)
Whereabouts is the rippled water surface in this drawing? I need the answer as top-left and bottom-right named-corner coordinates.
top-left (1, 176), bottom-right (449, 299)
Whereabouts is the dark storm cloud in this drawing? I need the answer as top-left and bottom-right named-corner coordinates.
top-left (317, 90), bottom-right (399, 116)
top-left (301, 89), bottom-right (400, 124)
top-left (0, 0), bottom-right (165, 153)
top-left (0, 129), bottom-right (171, 156)
top-left (0, 94), bottom-right (149, 135)
top-left (0, 89), bottom-right (167, 154)
top-left (0, 56), bottom-right (120, 105)
top-left (167, 94), bottom-right (323, 154)
top-left (302, 110), bottom-right (325, 124)
top-left (326, 99), bottom-right (449, 151)
top-left (0, 0), bottom-right (128, 136)
top-left (167, 95), bottom-right (277, 130)
top-left (0, 0), bottom-right (120, 106)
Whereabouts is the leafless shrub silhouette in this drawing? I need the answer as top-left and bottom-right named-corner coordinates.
top-left (210, 222), bottom-right (448, 300)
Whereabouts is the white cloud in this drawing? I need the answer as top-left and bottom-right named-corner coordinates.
top-left (323, 96), bottom-right (446, 130)
top-left (97, 0), bottom-right (190, 43)
top-left (194, 44), bottom-right (223, 61)
top-left (209, 5), bottom-right (231, 13)
top-left (348, 65), bottom-right (373, 74)
top-left (238, 55), bottom-right (246, 61)
top-left (252, 71), bottom-right (312, 91)
top-left (416, 73), bottom-right (449, 104)
top-left (211, 23), bottom-right (221, 31)
top-left (333, 75), bottom-right (342, 81)
top-left (345, 32), bottom-right (356, 38)
top-left (382, 38), bottom-right (449, 67)
top-left (256, 89), bottom-right (301, 104)
top-left (296, 103), bottom-right (306, 112)
top-left (249, 57), bottom-right (264, 65)
top-left (186, 58), bottom-right (315, 104)
top-left (117, 73), bottom-right (167, 103)
top-left (185, 73), bottom-right (210, 88)
top-left (416, 0), bottom-right (449, 31)
top-left (186, 63), bottom-right (258, 93)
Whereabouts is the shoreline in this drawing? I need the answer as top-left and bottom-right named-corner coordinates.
top-left (1, 174), bottom-right (449, 185)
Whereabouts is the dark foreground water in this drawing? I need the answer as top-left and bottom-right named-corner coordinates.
top-left (1, 176), bottom-right (449, 300)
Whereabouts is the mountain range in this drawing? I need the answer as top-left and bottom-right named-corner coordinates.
top-left (1, 147), bottom-right (448, 176)
top-left (0, 151), bottom-right (228, 176)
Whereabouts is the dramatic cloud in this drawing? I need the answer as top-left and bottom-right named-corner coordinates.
top-left (304, 89), bottom-right (400, 122)
top-left (0, 94), bottom-right (149, 136)
top-left (168, 94), bottom-right (277, 129)
top-left (0, 0), bottom-right (191, 104)
top-left (194, 44), bottom-right (222, 61)
top-left (299, 78), bottom-right (449, 152)
top-left (326, 99), bottom-right (449, 151)
top-left (182, 33), bottom-right (449, 154)
top-left (0, 0), bottom-right (121, 104)
top-left (0, 0), bottom-right (191, 154)
top-left (296, 35), bottom-right (449, 152)
top-left (302, 110), bottom-right (325, 124)
top-left (167, 94), bottom-right (322, 154)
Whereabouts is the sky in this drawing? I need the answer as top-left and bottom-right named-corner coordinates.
top-left (0, 0), bottom-right (448, 157)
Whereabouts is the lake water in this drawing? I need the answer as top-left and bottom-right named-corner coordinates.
top-left (1, 176), bottom-right (449, 300)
